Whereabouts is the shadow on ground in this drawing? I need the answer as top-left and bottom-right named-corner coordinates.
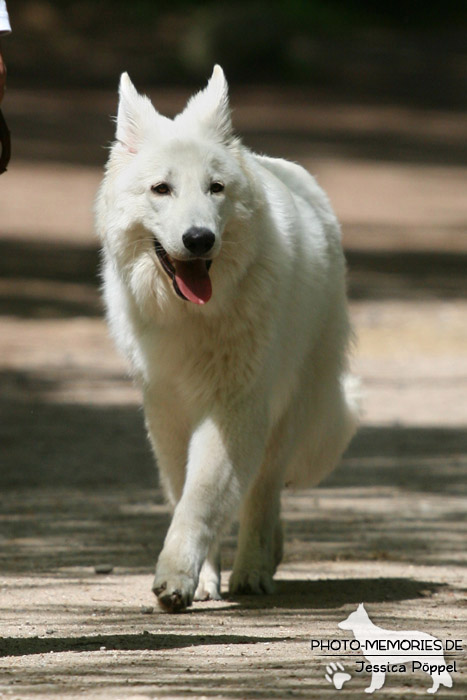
top-left (1, 388), bottom-right (466, 489)
top-left (0, 631), bottom-right (282, 658)
top-left (0, 573), bottom-right (445, 658)
top-left (0, 396), bottom-right (465, 572)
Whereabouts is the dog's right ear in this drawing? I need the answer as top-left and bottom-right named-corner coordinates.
top-left (116, 73), bottom-right (168, 153)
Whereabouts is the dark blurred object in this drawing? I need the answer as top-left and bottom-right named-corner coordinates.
top-left (5, 1), bottom-right (467, 108)
top-left (0, 108), bottom-right (11, 173)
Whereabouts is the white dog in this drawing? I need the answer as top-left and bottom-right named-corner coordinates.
top-left (95, 66), bottom-right (359, 612)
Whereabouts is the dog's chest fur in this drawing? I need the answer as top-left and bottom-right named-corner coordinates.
top-left (134, 295), bottom-right (271, 409)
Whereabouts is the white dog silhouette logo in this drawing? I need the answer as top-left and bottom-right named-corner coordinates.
top-left (338, 604), bottom-right (453, 694)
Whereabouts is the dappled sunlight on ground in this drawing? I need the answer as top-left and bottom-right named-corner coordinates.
top-left (1, 86), bottom-right (466, 698)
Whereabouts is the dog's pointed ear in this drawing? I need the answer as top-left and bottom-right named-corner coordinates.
top-left (116, 72), bottom-right (166, 153)
top-left (181, 65), bottom-right (233, 143)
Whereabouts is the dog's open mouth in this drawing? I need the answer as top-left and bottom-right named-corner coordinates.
top-left (154, 239), bottom-right (212, 305)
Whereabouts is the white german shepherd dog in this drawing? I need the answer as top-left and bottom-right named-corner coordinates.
top-left (96, 66), bottom-right (359, 612)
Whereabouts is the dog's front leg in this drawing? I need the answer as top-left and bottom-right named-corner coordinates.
top-left (365, 669), bottom-right (386, 694)
top-left (153, 402), bottom-right (267, 612)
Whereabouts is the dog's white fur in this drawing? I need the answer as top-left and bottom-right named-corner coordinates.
top-left (96, 65), bottom-right (359, 611)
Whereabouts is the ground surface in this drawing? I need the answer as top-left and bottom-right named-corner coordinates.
top-left (0, 87), bottom-right (466, 698)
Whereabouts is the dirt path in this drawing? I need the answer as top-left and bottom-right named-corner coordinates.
top-left (0, 89), bottom-right (466, 698)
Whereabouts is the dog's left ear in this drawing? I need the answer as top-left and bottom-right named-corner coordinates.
top-left (180, 65), bottom-right (233, 143)
top-left (116, 72), bottom-right (170, 153)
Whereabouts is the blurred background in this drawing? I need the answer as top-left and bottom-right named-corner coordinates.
top-left (4, 0), bottom-right (467, 97)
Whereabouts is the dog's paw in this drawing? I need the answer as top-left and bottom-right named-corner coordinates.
top-left (193, 574), bottom-right (222, 601)
top-left (228, 567), bottom-right (275, 595)
top-left (193, 549), bottom-right (221, 601)
top-left (152, 569), bottom-right (195, 613)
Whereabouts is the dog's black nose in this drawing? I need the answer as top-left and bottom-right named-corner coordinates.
top-left (182, 227), bottom-right (215, 256)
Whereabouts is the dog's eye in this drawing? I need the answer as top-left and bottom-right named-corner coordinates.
top-left (151, 183), bottom-right (171, 195)
top-left (210, 182), bottom-right (224, 194)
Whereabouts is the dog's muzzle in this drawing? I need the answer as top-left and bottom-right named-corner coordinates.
top-left (154, 238), bottom-right (213, 305)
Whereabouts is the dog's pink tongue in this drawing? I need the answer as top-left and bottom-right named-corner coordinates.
top-left (174, 259), bottom-right (212, 304)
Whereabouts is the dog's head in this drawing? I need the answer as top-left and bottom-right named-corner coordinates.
top-left (338, 603), bottom-right (370, 631)
top-left (99, 66), bottom-right (255, 309)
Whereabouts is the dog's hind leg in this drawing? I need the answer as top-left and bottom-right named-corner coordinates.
top-left (229, 476), bottom-right (283, 595)
top-left (229, 417), bottom-right (288, 595)
top-left (427, 670), bottom-right (452, 694)
top-left (427, 677), bottom-right (440, 695)
top-left (430, 669), bottom-right (453, 692)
